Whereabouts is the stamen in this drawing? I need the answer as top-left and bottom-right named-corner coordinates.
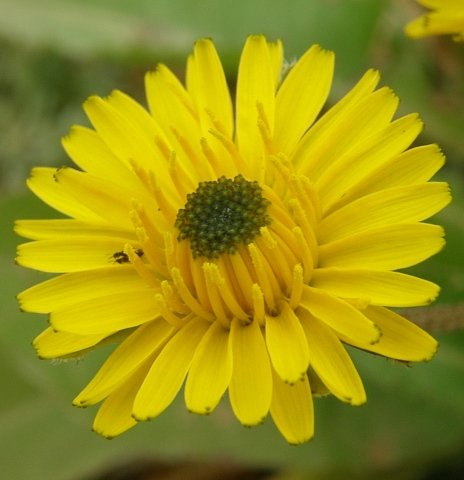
top-left (168, 150), bottom-right (195, 199)
top-left (288, 198), bottom-right (318, 264)
top-left (190, 256), bottom-right (213, 312)
top-left (268, 218), bottom-right (301, 261)
top-left (301, 175), bottom-right (323, 223)
top-left (148, 170), bottom-right (177, 225)
top-left (203, 263), bottom-right (231, 328)
top-left (155, 293), bottom-right (188, 329)
top-left (135, 227), bottom-right (169, 277)
top-left (164, 231), bottom-right (177, 275)
top-left (154, 135), bottom-right (172, 161)
top-left (161, 280), bottom-right (190, 314)
top-left (289, 264), bottom-right (304, 310)
top-left (123, 244), bottom-right (160, 288)
top-left (248, 243), bottom-right (277, 313)
top-left (170, 125), bottom-right (212, 180)
top-left (226, 246), bottom-right (255, 309)
top-left (171, 267), bottom-right (215, 321)
top-left (207, 262), bottom-right (250, 322)
top-left (292, 227), bottom-right (314, 283)
top-left (208, 128), bottom-right (251, 177)
top-left (200, 136), bottom-right (236, 178)
top-left (289, 174), bottom-right (318, 229)
top-left (252, 284), bottom-right (266, 327)
top-left (130, 199), bottom-right (164, 246)
top-left (256, 227), bottom-right (293, 292)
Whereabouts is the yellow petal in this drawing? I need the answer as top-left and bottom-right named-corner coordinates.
top-left (74, 319), bottom-right (174, 406)
top-left (300, 285), bottom-right (380, 344)
top-left (133, 317), bottom-right (210, 420)
top-left (327, 144), bottom-right (446, 209)
top-left (14, 219), bottom-right (137, 242)
top-left (33, 327), bottom-right (108, 359)
top-left (318, 182), bottom-right (451, 244)
top-left (316, 113), bottom-right (423, 212)
top-left (62, 125), bottom-right (140, 191)
top-left (311, 268), bottom-right (440, 307)
top-left (267, 39), bottom-right (284, 89)
top-left (270, 369), bottom-right (314, 445)
top-left (298, 309), bottom-right (366, 405)
top-left (50, 290), bottom-right (160, 334)
top-left (93, 354), bottom-right (155, 438)
top-left (265, 301), bottom-right (309, 384)
top-left (229, 318), bottom-right (272, 426)
top-left (53, 167), bottom-right (159, 230)
top-left (16, 237), bottom-right (141, 273)
top-left (83, 95), bottom-right (170, 182)
top-left (26, 167), bottom-right (100, 221)
top-left (236, 35), bottom-right (275, 180)
top-left (339, 305), bottom-right (438, 362)
top-left (145, 65), bottom-right (206, 180)
top-left (191, 38), bottom-right (233, 137)
top-left (18, 266), bottom-right (149, 313)
top-left (275, 44), bottom-right (334, 155)
top-left (318, 223), bottom-right (445, 270)
top-left (293, 86), bottom-right (398, 181)
top-left (185, 320), bottom-right (233, 414)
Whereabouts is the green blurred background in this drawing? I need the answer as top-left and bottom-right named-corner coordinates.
top-left (1, 1), bottom-right (464, 479)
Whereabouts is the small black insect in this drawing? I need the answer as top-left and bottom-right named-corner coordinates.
top-left (112, 248), bottom-right (144, 264)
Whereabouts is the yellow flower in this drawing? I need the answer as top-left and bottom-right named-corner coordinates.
top-left (16, 36), bottom-right (451, 444)
top-left (405, 0), bottom-right (464, 40)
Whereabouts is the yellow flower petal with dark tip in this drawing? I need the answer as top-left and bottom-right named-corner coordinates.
top-left (298, 308), bottom-right (366, 405)
top-left (17, 35), bottom-right (450, 444)
top-left (405, 0), bottom-right (464, 40)
top-left (229, 317), bottom-right (272, 426)
top-left (270, 368), bottom-right (314, 445)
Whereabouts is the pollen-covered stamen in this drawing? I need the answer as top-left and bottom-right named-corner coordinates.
top-left (175, 174), bottom-right (272, 259)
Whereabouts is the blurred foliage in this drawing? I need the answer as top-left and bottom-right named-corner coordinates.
top-left (1, 1), bottom-right (464, 479)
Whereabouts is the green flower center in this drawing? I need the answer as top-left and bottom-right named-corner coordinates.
top-left (175, 174), bottom-right (272, 259)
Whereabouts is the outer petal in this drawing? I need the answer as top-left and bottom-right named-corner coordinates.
top-left (190, 39), bottom-right (233, 137)
top-left (50, 290), bottom-right (160, 334)
top-left (26, 167), bottom-right (100, 221)
top-left (17, 266), bottom-right (149, 313)
top-left (293, 87), bottom-right (398, 181)
top-left (53, 167), bottom-right (160, 230)
top-left (315, 114), bottom-right (423, 211)
top-left (270, 369), bottom-right (314, 445)
top-left (33, 327), bottom-right (108, 359)
top-left (339, 305), bottom-right (438, 362)
top-left (298, 308), bottom-right (366, 405)
top-left (74, 319), bottom-right (174, 406)
top-left (15, 219), bottom-right (137, 242)
top-left (275, 45), bottom-right (334, 155)
top-left (185, 320), bottom-right (233, 414)
top-left (326, 144), bottom-right (446, 209)
top-left (16, 237), bottom-right (142, 273)
top-left (317, 182), bottom-right (451, 244)
top-left (93, 353), bottom-right (156, 438)
top-left (265, 301), bottom-right (309, 384)
top-left (62, 125), bottom-right (140, 191)
top-left (311, 268), bottom-right (440, 307)
top-left (300, 285), bottom-right (380, 344)
top-left (236, 35), bottom-right (275, 180)
top-left (229, 318), bottom-right (272, 426)
top-left (133, 317), bottom-right (210, 421)
top-left (318, 223), bottom-right (445, 270)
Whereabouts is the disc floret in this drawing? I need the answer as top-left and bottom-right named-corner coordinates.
top-left (175, 174), bottom-right (272, 258)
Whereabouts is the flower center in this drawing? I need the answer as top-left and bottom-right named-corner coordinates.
top-left (175, 174), bottom-right (272, 259)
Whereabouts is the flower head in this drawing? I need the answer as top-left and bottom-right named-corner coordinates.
top-left (16, 36), bottom-right (451, 444)
top-left (405, 0), bottom-right (464, 40)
